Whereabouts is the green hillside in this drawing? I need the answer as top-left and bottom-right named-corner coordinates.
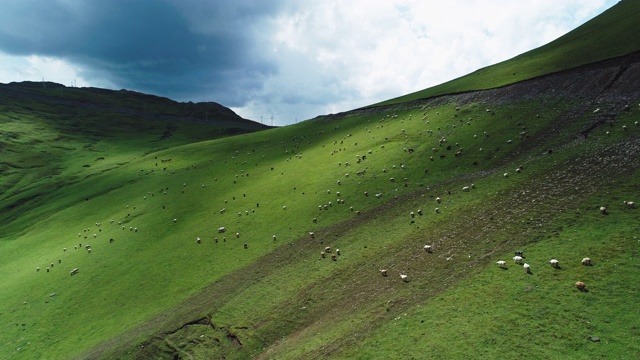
top-left (1, 2), bottom-right (639, 360)
top-left (375, 0), bottom-right (640, 106)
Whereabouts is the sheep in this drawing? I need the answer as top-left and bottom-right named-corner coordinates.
top-left (424, 245), bottom-right (433, 253)
top-left (336, 248), bottom-right (340, 255)
top-left (417, 209), bottom-right (423, 215)
top-left (581, 257), bottom-right (592, 266)
top-left (321, 251), bottom-right (326, 258)
top-left (173, 218), bottom-right (177, 223)
top-left (236, 232), bottom-right (240, 238)
top-left (624, 201), bottom-right (635, 209)
top-left (36, 267), bottom-right (41, 272)
top-left (496, 260), bottom-right (506, 269)
top-left (462, 186), bottom-right (470, 192)
top-left (243, 243), bottom-right (248, 249)
top-left (575, 281), bottom-right (587, 291)
top-left (196, 237), bottom-right (202, 244)
top-left (331, 253), bottom-right (337, 261)
top-left (283, 205), bottom-right (287, 210)
top-left (400, 274), bottom-right (409, 282)
top-left (550, 259), bottom-right (559, 268)
top-left (70, 268), bottom-right (79, 276)
top-left (513, 256), bottom-right (523, 264)
top-left (309, 232), bottom-right (315, 239)
top-left (523, 263), bottom-right (531, 273)
top-left (599, 206), bottom-right (608, 215)
top-left (324, 246), bottom-right (331, 253)
top-left (436, 197), bottom-right (441, 203)
top-left (273, 235), bottom-right (277, 241)
top-left (63, 248), bottom-right (67, 252)
top-left (435, 207), bottom-right (440, 213)
top-left (380, 269), bottom-right (388, 277)
top-left (514, 250), bottom-right (524, 257)
top-left (410, 212), bottom-right (416, 218)
top-left (218, 227), bottom-right (226, 234)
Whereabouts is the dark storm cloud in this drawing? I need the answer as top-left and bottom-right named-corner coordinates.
top-left (0, 0), bottom-right (280, 105)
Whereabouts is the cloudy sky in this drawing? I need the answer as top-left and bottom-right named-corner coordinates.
top-left (0, 0), bottom-right (617, 126)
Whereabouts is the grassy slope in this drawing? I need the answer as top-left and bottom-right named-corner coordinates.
top-left (374, 0), bottom-right (640, 107)
top-left (1, 3), bottom-right (639, 359)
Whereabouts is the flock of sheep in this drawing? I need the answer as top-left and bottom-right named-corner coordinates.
top-left (33, 103), bottom-right (636, 304)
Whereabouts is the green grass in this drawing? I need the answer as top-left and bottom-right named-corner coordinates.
top-left (1, 3), bottom-right (640, 359)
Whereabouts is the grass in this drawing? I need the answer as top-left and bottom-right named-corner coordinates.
top-left (1, 2), bottom-right (640, 359)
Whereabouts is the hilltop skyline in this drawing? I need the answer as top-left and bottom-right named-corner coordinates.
top-left (0, 0), bottom-right (617, 125)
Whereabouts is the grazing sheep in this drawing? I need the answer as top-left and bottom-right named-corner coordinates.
top-left (496, 260), bottom-right (506, 269)
top-left (514, 250), bottom-right (524, 257)
top-left (424, 245), bottom-right (433, 253)
top-left (550, 259), bottom-right (559, 268)
top-left (243, 243), bottom-right (248, 249)
top-left (462, 186), bottom-right (470, 192)
top-left (417, 209), bottom-right (423, 215)
top-left (324, 246), bottom-right (331, 253)
top-left (313, 218), bottom-right (318, 224)
top-left (513, 256), bottom-right (523, 264)
top-left (410, 212), bottom-right (416, 218)
top-left (173, 218), bottom-right (177, 223)
top-left (336, 249), bottom-right (340, 255)
top-left (309, 232), bottom-right (315, 238)
top-left (599, 206), bottom-right (608, 215)
top-left (435, 208), bottom-right (440, 213)
top-left (236, 233), bottom-right (240, 238)
top-left (70, 268), bottom-right (79, 276)
top-left (36, 267), bottom-right (41, 272)
top-left (436, 197), bottom-right (441, 203)
top-left (400, 274), bottom-right (409, 282)
top-left (331, 253), bottom-right (337, 261)
top-left (321, 251), bottom-right (326, 258)
top-left (273, 235), bottom-right (277, 241)
top-left (581, 257), bottom-right (592, 266)
top-left (576, 281), bottom-right (587, 291)
top-left (523, 263), bottom-right (531, 273)
top-left (380, 269), bottom-right (388, 277)
top-left (196, 237), bottom-right (201, 244)
top-left (504, 173), bottom-right (509, 178)
top-left (624, 201), bottom-right (635, 209)
top-left (63, 248), bottom-right (67, 252)
top-left (218, 227), bottom-right (226, 233)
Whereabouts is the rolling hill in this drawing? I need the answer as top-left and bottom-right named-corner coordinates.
top-left (1, 1), bottom-right (639, 359)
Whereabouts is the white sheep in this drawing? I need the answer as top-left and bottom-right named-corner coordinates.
top-left (624, 201), bottom-right (635, 209)
top-left (309, 232), bottom-right (315, 238)
top-left (513, 256), bottom-right (523, 264)
top-left (462, 186), bottom-right (470, 192)
top-left (380, 269), bottom-right (388, 277)
top-left (599, 206), bottom-right (608, 215)
top-left (581, 257), bottom-right (592, 266)
top-left (496, 260), bottom-right (506, 269)
top-left (424, 245), bottom-right (433, 253)
top-left (523, 263), bottom-right (531, 273)
top-left (436, 197), bottom-right (441, 203)
top-left (549, 259), bottom-right (559, 268)
top-left (400, 274), bottom-right (409, 282)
